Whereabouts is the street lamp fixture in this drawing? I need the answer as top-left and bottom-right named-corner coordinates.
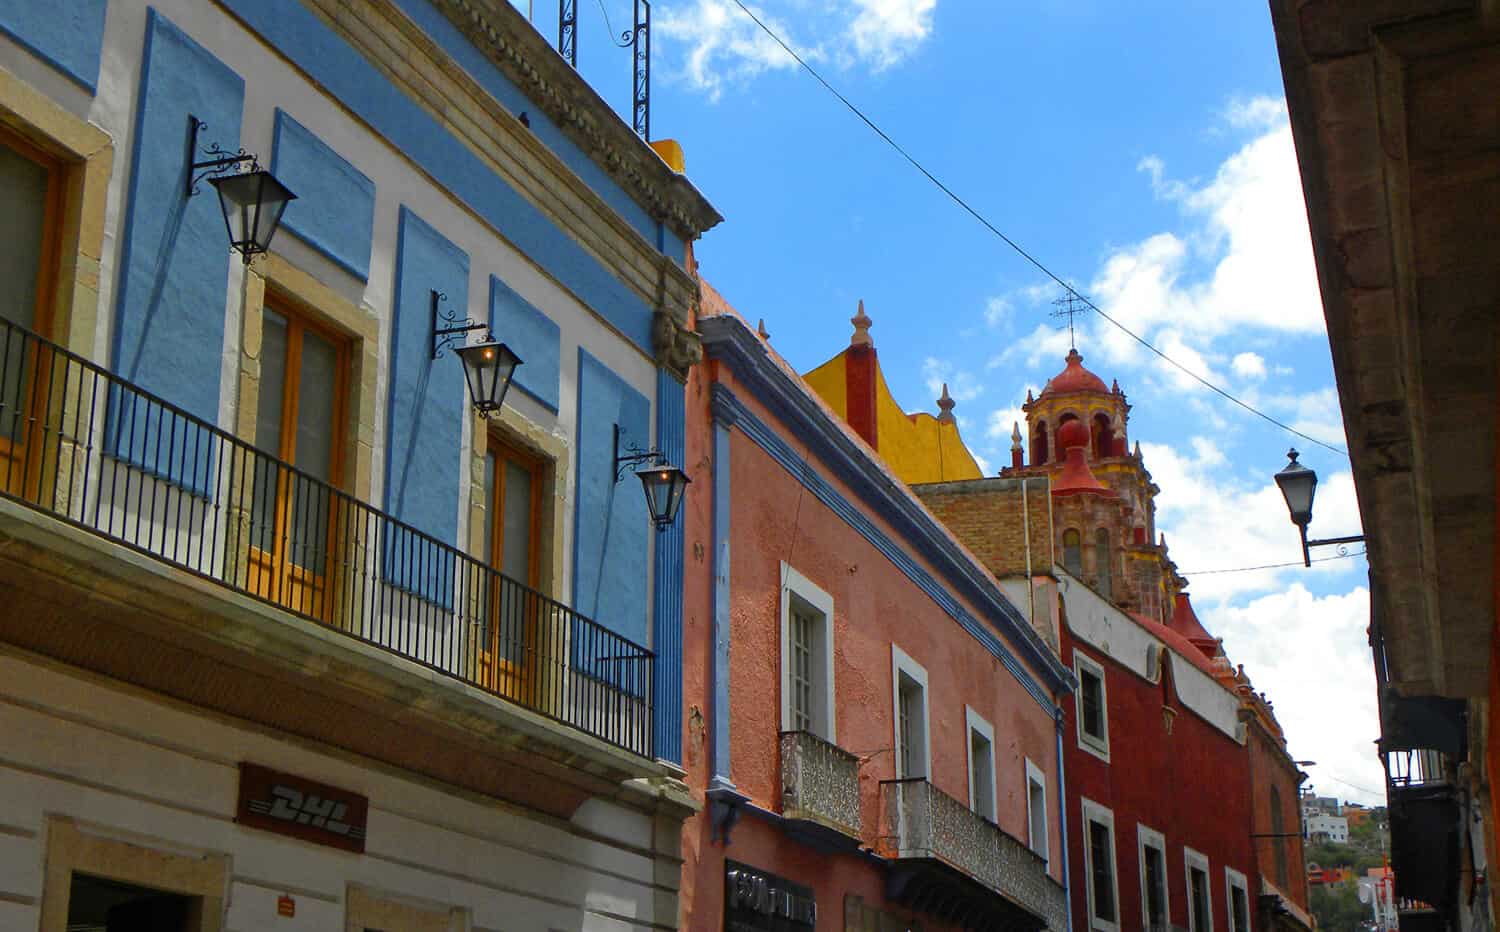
top-left (186, 116), bottom-right (296, 265)
top-left (430, 291), bottom-right (523, 417)
top-left (613, 424), bottom-right (689, 531)
top-left (1274, 448), bottom-right (1365, 567)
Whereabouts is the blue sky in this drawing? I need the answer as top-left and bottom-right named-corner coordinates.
top-left (523, 0), bottom-right (1382, 805)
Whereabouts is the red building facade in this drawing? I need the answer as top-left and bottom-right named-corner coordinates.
top-left (678, 288), bottom-right (1074, 931)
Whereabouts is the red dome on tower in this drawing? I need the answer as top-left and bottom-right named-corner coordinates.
top-left (1042, 348), bottom-right (1108, 396)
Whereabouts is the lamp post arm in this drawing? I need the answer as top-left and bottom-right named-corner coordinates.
top-left (1298, 528), bottom-right (1365, 568)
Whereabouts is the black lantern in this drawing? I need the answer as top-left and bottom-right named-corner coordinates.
top-left (1273, 447), bottom-right (1362, 566)
top-left (636, 462), bottom-right (690, 531)
top-left (614, 424), bottom-right (689, 531)
top-left (1274, 448), bottom-right (1317, 528)
top-left (455, 339), bottom-right (522, 416)
top-left (186, 116), bottom-right (295, 265)
top-left (208, 169), bottom-right (297, 265)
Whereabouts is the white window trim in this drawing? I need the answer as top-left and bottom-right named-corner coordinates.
top-left (965, 706), bottom-right (997, 821)
top-left (891, 645), bottom-right (930, 780)
top-left (780, 562), bottom-right (836, 742)
top-left (1225, 866), bottom-right (1249, 932)
top-left (1080, 796), bottom-right (1120, 932)
top-left (1185, 846), bottom-right (1213, 932)
top-left (1137, 824), bottom-right (1169, 931)
top-left (1074, 650), bottom-right (1111, 762)
top-left (1025, 758), bottom-right (1049, 864)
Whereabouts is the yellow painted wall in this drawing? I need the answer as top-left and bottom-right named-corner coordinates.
top-left (801, 349), bottom-right (982, 485)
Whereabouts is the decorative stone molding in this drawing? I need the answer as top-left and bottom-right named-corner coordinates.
top-left (652, 257), bottom-right (701, 375)
top-left (436, 0), bottom-right (722, 242)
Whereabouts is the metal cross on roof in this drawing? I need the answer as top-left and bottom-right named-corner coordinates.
top-left (1050, 287), bottom-right (1087, 349)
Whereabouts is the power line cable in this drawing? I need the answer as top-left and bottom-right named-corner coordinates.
top-left (722, 0), bottom-right (1349, 458)
top-left (1178, 548), bottom-right (1366, 577)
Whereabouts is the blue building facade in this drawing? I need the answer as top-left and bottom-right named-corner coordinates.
top-left (0, 0), bottom-right (718, 926)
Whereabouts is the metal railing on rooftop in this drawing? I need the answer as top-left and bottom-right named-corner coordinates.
top-left (880, 777), bottom-right (1068, 930)
top-left (0, 317), bottom-right (653, 757)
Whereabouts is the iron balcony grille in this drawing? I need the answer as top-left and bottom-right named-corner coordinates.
top-left (880, 778), bottom-right (1069, 930)
top-left (0, 317), bottom-right (654, 757)
top-left (780, 730), bottom-right (862, 838)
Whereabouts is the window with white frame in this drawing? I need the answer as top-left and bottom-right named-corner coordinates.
top-left (780, 564), bottom-right (835, 742)
top-left (1025, 759), bottom-right (1049, 864)
top-left (1225, 867), bottom-right (1249, 932)
top-left (892, 646), bottom-right (929, 780)
top-left (1081, 798), bottom-right (1119, 931)
top-left (966, 707), bottom-right (997, 822)
top-left (1075, 652), bottom-right (1109, 760)
top-left (1138, 825), bottom-right (1169, 932)
top-left (1185, 847), bottom-right (1213, 932)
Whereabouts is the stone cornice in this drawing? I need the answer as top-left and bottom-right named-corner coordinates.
top-left (437, 0), bottom-right (723, 242)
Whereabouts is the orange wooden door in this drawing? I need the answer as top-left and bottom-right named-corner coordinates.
top-left (477, 436), bottom-right (543, 699)
top-left (247, 304), bottom-right (347, 620)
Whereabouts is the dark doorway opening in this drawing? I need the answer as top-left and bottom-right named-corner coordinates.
top-left (67, 872), bottom-right (198, 932)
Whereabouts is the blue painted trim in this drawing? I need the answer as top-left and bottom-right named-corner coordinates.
top-left (700, 316), bottom-right (1074, 704)
top-left (0, 0), bottom-right (106, 93)
top-left (270, 109), bottom-right (376, 281)
top-left (710, 412), bottom-right (734, 787)
top-left (651, 368), bottom-right (685, 764)
top-left (218, 0), bottom-right (658, 354)
top-left (488, 274), bottom-right (560, 414)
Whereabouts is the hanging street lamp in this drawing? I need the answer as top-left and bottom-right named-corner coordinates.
top-left (430, 291), bottom-right (523, 418)
top-left (1274, 448), bottom-right (1364, 566)
top-left (613, 424), bottom-right (690, 531)
top-left (186, 116), bottom-right (296, 265)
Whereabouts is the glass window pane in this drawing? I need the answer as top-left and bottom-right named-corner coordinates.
top-left (1090, 821), bottom-right (1115, 921)
top-left (500, 460), bottom-right (532, 583)
top-left (0, 145), bottom-right (50, 440)
top-left (288, 326), bottom-right (338, 572)
top-left (250, 311), bottom-right (289, 553)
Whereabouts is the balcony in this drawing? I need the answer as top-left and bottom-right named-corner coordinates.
top-left (0, 318), bottom-right (657, 803)
top-left (779, 730), bottom-right (862, 845)
top-left (880, 778), bottom-right (1067, 931)
top-left (1387, 748), bottom-right (1460, 922)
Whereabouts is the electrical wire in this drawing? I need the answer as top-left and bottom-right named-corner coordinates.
top-left (722, 0), bottom-right (1349, 458)
top-left (1177, 548), bottom-right (1366, 576)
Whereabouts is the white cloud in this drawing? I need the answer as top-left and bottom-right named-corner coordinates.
top-left (656, 0), bottom-right (936, 99)
top-left (922, 356), bottom-right (982, 403)
top-left (1232, 351), bottom-right (1267, 380)
top-left (1207, 585), bottom-right (1385, 806)
top-left (656, 0), bottom-right (806, 101)
top-left (1141, 438), bottom-right (1362, 603)
top-left (1082, 97), bottom-right (1324, 374)
top-left (848, 0), bottom-right (937, 70)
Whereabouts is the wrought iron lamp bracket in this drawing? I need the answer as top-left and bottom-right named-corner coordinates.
top-left (613, 423), bottom-right (665, 482)
top-left (185, 116), bottom-right (259, 197)
top-left (1298, 528), bottom-right (1365, 567)
top-left (430, 290), bottom-right (491, 359)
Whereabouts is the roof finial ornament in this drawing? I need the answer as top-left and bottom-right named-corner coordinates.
top-left (1111, 378), bottom-right (1120, 394)
top-left (1010, 422), bottom-right (1023, 451)
top-left (1050, 285), bottom-right (1086, 350)
top-left (1133, 440), bottom-right (1142, 460)
top-left (1025, 388), bottom-right (1035, 404)
top-left (850, 299), bottom-right (873, 347)
top-left (936, 383), bottom-right (956, 423)
top-left (757, 318), bottom-right (770, 341)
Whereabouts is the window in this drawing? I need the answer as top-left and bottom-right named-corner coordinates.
top-left (479, 434), bottom-right (545, 697)
top-left (780, 564), bottom-right (835, 740)
top-left (1075, 652), bottom-right (1109, 760)
top-left (892, 646), bottom-right (929, 779)
top-left (1026, 759), bottom-right (1049, 863)
top-left (1095, 528), bottom-right (1112, 597)
top-left (1226, 868), bottom-right (1249, 932)
top-left (1138, 825), bottom-right (1169, 932)
top-left (68, 873), bottom-right (198, 931)
top-left (1081, 798), bottom-right (1119, 931)
top-left (1063, 528), bottom-right (1083, 576)
top-left (966, 708), bottom-right (996, 822)
top-left (1032, 421), bottom-right (1049, 465)
top-left (249, 301), bottom-right (349, 617)
top-left (1185, 847), bottom-right (1213, 932)
top-left (0, 127), bottom-right (62, 493)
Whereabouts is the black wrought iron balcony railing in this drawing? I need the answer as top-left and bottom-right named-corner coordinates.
top-left (0, 317), bottom-right (653, 757)
top-left (880, 778), bottom-right (1068, 931)
top-left (779, 730), bottom-right (862, 838)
